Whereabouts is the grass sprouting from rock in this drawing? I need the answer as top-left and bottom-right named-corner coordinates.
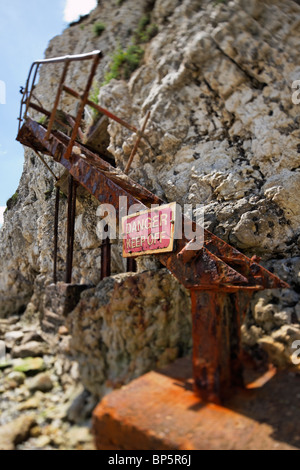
top-left (6, 192), bottom-right (19, 211)
top-left (93, 22), bottom-right (106, 37)
top-left (13, 357), bottom-right (45, 374)
top-left (134, 14), bottom-right (158, 44)
top-left (103, 12), bottom-right (158, 85)
top-left (88, 82), bottom-right (101, 120)
top-left (38, 115), bottom-right (47, 125)
top-left (103, 44), bottom-right (144, 84)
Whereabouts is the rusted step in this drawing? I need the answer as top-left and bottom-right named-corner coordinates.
top-left (17, 118), bottom-right (163, 207)
top-left (93, 357), bottom-right (300, 450)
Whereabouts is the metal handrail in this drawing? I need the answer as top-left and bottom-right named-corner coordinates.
top-left (18, 49), bottom-right (151, 171)
top-left (18, 50), bottom-right (103, 133)
top-left (29, 50), bottom-right (103, 65)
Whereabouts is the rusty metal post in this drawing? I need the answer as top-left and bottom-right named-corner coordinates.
top-left (229, 290), bottom-right (253, 387)
top-left (127, 258), bottom-right (137, 273)
top-left (45, 60), bottom-right (70, 140)
top-left (124, 111), bottom-right (151, 174)
top-left (100, 232), bottom-right (111, 281)
top-left (65, 175), bottom-right (77, 283)
top-left (191, 290), bottom-right (232, 404)
top-left (53, 187), bottom-right (60, 284)
top-left (64, 53), bottom-right (102, 160)
top-left (190, 289), bottom-right (254, 404)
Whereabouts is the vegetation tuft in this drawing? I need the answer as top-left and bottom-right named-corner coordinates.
top-left (6, 191), bottom-right (19, 211)
top-left (134, 14), bottom-right (158, 44)
top-left (88, 82), bottom-right (101, 120)
top-left (103, 44), bottom-right (144, 84)
top-left (103, 12), bottom-right (158, 85)
top-left (93, 22), bottom-right (106, 37)
top-left (38, 115), bottom-right (47, 125)
top-left (44, 187), bottom-right (54, 201)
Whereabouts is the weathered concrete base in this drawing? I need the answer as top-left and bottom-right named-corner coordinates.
top-left (93, 357), bottom-right (300, 450)
top-left (41, 283), bottom-right (91, 333)
top-left (67, 271), bottom-right (192, 398)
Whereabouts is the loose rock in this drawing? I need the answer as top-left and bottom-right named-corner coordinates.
top-left (18, 396), bottom-right (41, 411)
top-left (5, 371), bottom-right (26, 390)
top-left (4, 331), bottom-right (24, 348)
top-left (12, 341), bottom-right (48, 358)
top-left (21, 331), bottom-right (44, 345)
top-left (27, 373), bottom-right (54, 393)
top-left (0, 415), bottom-right (35, 450)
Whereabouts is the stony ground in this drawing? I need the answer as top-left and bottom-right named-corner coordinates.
top-left (0, 316), bottom-right (96, 450)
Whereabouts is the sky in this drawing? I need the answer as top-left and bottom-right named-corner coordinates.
top-left (0, 0), bottom-right (97, 226)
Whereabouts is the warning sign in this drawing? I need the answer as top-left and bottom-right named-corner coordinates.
top-left (122, 202), bottom-right (177, 258)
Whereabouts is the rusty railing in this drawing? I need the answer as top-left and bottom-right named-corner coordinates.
top-left (18, 50), bottom-right (150, 168)
top-left (17, 50), bottom-right (144, 284)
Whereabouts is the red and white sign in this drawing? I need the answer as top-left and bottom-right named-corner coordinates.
top-left (122, 202), bottom-right (177, 258)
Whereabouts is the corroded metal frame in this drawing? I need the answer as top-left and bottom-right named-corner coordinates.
top-left (17, 91), bottom-right (289, 404)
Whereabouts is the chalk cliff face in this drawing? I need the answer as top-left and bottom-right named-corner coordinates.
top-left (0, 0), bottom-right (300, 381)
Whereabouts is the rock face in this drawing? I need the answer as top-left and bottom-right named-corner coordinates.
top-left (0, 0), bottom-right (299, 375)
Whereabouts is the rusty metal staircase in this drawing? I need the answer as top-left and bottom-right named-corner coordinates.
top-left (16, 51), bottom-right (288, 405)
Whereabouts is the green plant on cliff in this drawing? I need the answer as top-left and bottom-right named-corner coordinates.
top-left (89, 81), bottom-right (100, 105)
top-left (93, 22), bottom-right (106, 37)
top-left (44, 186), bottom-right (54, 201)
top-left (88, 82), bottom-right (101, 121)
top-left (103, 12), bottom-right (157, 86)
top-left (38, 115), bottom-right (47, 125)
top-left (134, 14), bottom-right (158, 44)
top-left (6, 191), bottom-right (19, 211)
top-left (103, 44), bottom-right (144, 84)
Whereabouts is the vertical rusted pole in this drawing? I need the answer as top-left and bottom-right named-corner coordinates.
top-left (124, 111), bottom-right (151, 175)
top-left (100, 230), bottom-right (111, 281)
top-left (53, 187), bottom-right (60, 284)
top-left (190, 289), bottom-right (232, 404)
top-left (64, 53), bottom-right (102, 160)
top-left (65, 175), bottom-right (77, 284)
top-left (229, 291), bottom-right (253, 387)
top-left (127, 258), bottom-right (137, 273)
top-left (45, 60), bottom-right (70, 140)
